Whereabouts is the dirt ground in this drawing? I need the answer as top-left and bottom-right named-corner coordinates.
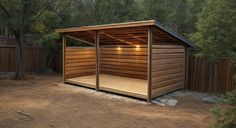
top-left (0, 74), bottom-right (215, 128)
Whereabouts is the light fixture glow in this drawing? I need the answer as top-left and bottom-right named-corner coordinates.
top-left (136, 45), bottom-right (140, 48)
top-left (118, 47), bottom-right (121, 50)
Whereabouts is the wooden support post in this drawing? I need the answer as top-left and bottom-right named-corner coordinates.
top-left (95, 31), bottom-right (100, 91)
top-left (184, 47), bottom-right (189, 90)
top-left (62, 34), bottom-right (66, 83)
top-left (147, 27), bottom-right (152, 102)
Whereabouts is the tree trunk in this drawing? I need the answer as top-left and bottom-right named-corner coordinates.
top-left (15, 0), bottom-right (25, 80)
top-left (4, 28), bottom-right (8, 44)
top-left (15, 35), bottom-right (24, 80)
top-left (5, 28), bottom-right (8, 37)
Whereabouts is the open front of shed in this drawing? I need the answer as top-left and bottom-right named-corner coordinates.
top-left (55, 20), bottom-right (194, 102)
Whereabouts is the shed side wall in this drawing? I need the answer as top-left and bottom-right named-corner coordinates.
top-left (151, 44), bottom-right (185, 98)
top-left (65, 47), bottom-right (96, 79)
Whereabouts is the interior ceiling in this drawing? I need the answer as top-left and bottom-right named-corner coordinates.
top-left (65, 26), bottom-right (179, 46)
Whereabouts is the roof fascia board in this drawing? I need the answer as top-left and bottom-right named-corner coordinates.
top-left (55, 20), bottom-right (155, 33)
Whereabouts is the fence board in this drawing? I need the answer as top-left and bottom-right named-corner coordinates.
top-left (0, 45), bottom-right (45, 72)
top-left (186, 56), bottom-right (236, 94)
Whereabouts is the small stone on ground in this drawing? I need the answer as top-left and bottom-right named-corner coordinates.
top-left (0, 72), bottom-right (15, 80)
top-left (153, 98), bottom-right (178, 106)
top-left (201, 95), bottom-right (222, 104)
top-left (153, 90), bottom-right (222, 106)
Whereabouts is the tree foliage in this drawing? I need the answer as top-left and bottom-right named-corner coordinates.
top-left (211, 89), bottom-right (236, 128)
top-left (190, 0), bottom-right (236, 59)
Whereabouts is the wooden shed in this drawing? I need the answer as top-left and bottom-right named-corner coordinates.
top-left (55, 20), bottom-right (194, 102)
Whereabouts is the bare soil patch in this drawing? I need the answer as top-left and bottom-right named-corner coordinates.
top-left (0, 74), bottom-right (215, 128)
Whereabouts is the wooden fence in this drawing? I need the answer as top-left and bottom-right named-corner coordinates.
top-left (0, 45), bottom-right (45, 72)
top-left (186, 56), bottom-right (236, 94)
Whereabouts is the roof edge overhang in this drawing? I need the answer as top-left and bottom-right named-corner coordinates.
top-left (55, 20), bottom-right (156, 33)
top-left (55, 20), bottom-right (195, 48)
top-left (154, 23), bottom-right (196, 48)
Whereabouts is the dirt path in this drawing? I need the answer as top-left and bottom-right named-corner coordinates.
top-left (0, 74), bottom-right (214, 128)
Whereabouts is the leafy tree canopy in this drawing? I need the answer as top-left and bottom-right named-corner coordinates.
top-left (190, 0), bottom-right (236, 59)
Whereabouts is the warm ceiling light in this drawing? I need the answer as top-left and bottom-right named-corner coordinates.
top-left (136, 45), bottom-right (140, 48)
top-left (118, 47), bottom-right (121, 50)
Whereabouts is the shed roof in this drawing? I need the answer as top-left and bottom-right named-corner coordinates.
top-left (55, 20), bottom-right (195, 47)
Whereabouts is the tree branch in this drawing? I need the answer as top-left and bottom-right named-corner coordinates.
top-left (28, 0), bottom-right (66, 24)
top-left (56, 0), bottom-right (73, 14)
top-left (23, 0), bottom-right (73, 25)
top-left (29, 6), bottom-right (49, 24)
top-left (0, 3), bottom-right (10, 18)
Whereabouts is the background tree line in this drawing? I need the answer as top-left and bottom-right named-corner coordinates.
top-left (0, 0), bottom-right (235, 75)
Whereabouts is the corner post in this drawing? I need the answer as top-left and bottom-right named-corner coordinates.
top-left (95, 31), bottom-right (100, 91)
top-left (184, 47), bottom-right (189, 89)
top-left (62, 33), bottom-right (66, 83)
top-left (147, 26), bottom-right (152, 102)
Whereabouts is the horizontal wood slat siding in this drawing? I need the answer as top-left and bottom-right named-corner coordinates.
top-left (65, 47), bottom-right (96, 79)
top-left (100, 47), bottom-right (148, 79)
top-left (151, 44), bottom-right (185, 98)
top-left (0, 45), bottom-right (45, 72)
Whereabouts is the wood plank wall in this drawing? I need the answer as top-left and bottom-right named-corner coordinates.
top-left (24, 47), bottom-right (45, 72)
top-left (187, 56), bottom-right (236, 94)
top-left (0, 45), bottom-right (45, 72)
top-left (65, 47), bottom-right (96, 79)
top-left (100, 46), bottom-right (148, 79)
top-left (151, 44), bottom-right (185, 98)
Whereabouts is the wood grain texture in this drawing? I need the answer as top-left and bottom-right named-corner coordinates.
top-left (0, 46), bottom-right (45, 72)
top-left (55, 20), bottom-right (155, 33)
top-left (100, 46), bottom-right (148, 79)
top-left (66, 74), bottom-right (147, 98)
top-left (65, 47), bottom-right (96, 79)
top-left (186, 56), bottom-right (236, 94)
top-left (151, 44), bottom-right (185, 98)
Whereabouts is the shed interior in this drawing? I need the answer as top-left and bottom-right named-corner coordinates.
top-left (57, 20), bottom-right (191, 101)
top-left (65, 26), bottom-right (150, 99)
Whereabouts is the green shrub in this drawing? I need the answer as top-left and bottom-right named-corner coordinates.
top-left (211, 75), bottom-right (236, 128)
top-left (224, 90), bottom-right (236, 105)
